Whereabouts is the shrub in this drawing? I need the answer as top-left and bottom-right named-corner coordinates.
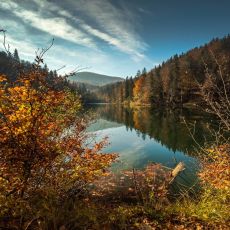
top-left (0, 54), bottom-right (117, 227)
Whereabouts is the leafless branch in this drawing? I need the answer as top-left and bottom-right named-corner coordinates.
top-left (0, 29), bottom-right (10, 55)
top-left (199, 50), bottom-right (230, 131)
top-left (34, 38), bottom-right (54, 68)
top-left (62, 66), bottom-right (90, 79)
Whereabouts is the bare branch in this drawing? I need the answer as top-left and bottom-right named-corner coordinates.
top-left (200, 50), bottom-right (230, 131)
top-left (34, 38), bottom-right (54, 68)
top-left (0, 29), bottom-right (11, 55)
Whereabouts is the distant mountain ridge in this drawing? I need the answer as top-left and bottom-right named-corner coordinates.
top-left (69, 71), bottom-right (123, 86)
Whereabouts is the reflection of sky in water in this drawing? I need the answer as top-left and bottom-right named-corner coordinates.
top-left (85, 105), bottom-right (217, 189)
top-left (88, 119), bottom-right (198, 179)
top-left (88, 119), bottom-right (199, 189)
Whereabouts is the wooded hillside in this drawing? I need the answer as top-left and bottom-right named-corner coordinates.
top-left (92, 35), bottom-right (230, 107)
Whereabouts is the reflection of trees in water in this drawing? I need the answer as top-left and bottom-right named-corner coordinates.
top-left (91, 105), bottom-right (217, 155)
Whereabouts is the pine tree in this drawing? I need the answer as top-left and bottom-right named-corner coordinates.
top-left (13, 49), bottom-right (19, 61)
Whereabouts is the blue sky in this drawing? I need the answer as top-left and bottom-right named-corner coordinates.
top-left (0, 0), bottom-right (230, 77)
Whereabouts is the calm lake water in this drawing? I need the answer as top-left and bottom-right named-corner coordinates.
top-left (87, 104), bottom-right (217, 189)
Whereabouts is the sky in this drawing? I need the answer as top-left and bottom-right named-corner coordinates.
top-left (0, 0), bottom-right (230, 77)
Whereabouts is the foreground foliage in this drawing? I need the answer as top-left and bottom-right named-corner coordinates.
top-left (0, 71), bottom-right (229, 229)
top-left (0, 53), bottom-right (117, 228)
top-left (0, 35), bottom-right (229, 229)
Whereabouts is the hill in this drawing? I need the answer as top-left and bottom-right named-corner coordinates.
top-left (92, 35), bottom-right (230, 106)
top-left (69, 72), bottom-right (123, 86)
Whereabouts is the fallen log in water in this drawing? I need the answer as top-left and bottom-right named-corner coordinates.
top-left (91, 162), bottom-right (186, 202)
top-left (169, 162), bottom-right (185, 184)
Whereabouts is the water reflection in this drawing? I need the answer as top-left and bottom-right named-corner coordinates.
top-left (87, 104), bottom-right (217, 188)
top-left (89, 104), bottom-right (216, 155)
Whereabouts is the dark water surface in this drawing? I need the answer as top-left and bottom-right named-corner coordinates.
top-left (87, 104), bottom-right (217, 188)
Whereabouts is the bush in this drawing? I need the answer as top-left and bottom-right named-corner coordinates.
top-left (0, 55), bottom-right (117, 228)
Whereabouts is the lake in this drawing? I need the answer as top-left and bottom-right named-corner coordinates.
top-left (87, 104), bottom-right (217, 189)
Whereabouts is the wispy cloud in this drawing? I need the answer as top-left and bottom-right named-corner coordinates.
top-left (0, 0), bottom-right (153, 76)
top-left (5, 35), bottom-right (37, 59)
top-left (0, 1), bottom-right (97, 49)
top-left (1, 0), bottom-right (148, 60)
top-left (70, 0), bottom-right (148, 60)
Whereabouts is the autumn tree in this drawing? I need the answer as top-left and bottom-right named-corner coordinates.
top-left (124, 77), bottom-right (129, 101)
top-left (160, 64), bottom-right (170, 103)
top-left (88, 35), bottom-right (230, 108)
top-left (133, 76), bottom-right (144, 104)
top-left (0, 42), bottom-right (117, 223)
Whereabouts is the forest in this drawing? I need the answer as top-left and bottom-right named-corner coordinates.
top-left (0, 48), bottom-right (89, 95)
top-left (3, 35), bottom-right (230, 109)
top-left (90, 35), bottom-right (230, 107)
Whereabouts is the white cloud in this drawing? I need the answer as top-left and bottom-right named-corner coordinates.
top-left (0, 0), bottom-right (154, 76)
top-left (0, 18), bottom-right (37, 58)
top-left (0, 1), bottom-right (97, 49)
top-left (4, 35), bottom-right (37, 58)
top-left (30, 0), bottom-right (148, 60)
top-left (72, 0), bottom-right (148, 60)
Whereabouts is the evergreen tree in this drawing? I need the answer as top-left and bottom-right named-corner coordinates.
top-left (13, 49), bottom-right (20, 61)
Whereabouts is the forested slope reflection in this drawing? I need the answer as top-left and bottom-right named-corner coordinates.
top-left (90, 104), bottom-right (217, 155)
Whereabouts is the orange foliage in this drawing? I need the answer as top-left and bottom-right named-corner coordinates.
top-left (198, 144), bottom-right (230, 190)
top-left (133, 76), bottom-right (144, 101)
top-left (0, 65), bottom-right (117, 216)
